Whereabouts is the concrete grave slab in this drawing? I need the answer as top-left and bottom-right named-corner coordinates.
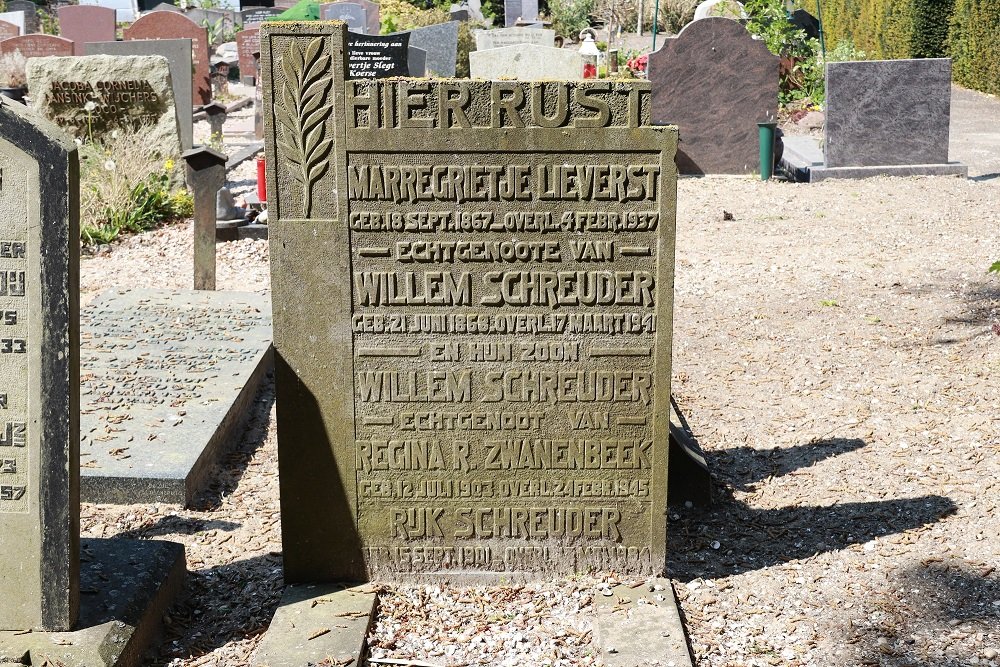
top-left (123, 11), bottom-right (212, 105)
top-left (469, 42), bottom-right (583, 79)
top-left (593, 577), bottom-right (693, 666)
top-left (85, 39), bottom-right (194, 151)
top-left (79, 289), bottom-right (273, 506)
top-left (0, 93), bottom-right (79, 632)
top-left (648, 17), bottom-right (778, 174)
top-left (0, 538), bottom-right (185, 667)
top-left (57, 5), bottom-right (117, 55)
top-left (778, 134), bottom-right (968, 182)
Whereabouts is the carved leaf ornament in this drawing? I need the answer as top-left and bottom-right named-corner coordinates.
top-left (276, 37), bottom-right (333, 217)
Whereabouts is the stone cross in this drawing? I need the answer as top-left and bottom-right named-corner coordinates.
top-left (0, 97), bottom-right (80, 631)
top-left (202, 101), bottom-right (227, 145)
top-left (181, 147), bottom-right (226, 291)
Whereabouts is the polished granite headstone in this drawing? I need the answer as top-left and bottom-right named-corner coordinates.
top-left (123, 11), bottom-right (211, 106)
top-left (0, 20), bottom-right (18, 41)
top-left (503, 0), bottom-right (538, 26)
top-left (0, 34), bottom-right (74, 58)
top-left (469, 43), bottom-right (583, 79)
top-left (408, 45), bottom-right (426, 77)
top-left (237, 27), bottom-right (260, 83)
top-left (85, 39), bottom-right (194, 151)
top-left (347, 32), bottom-right (411, 78)
top-left (648, 17), bottom-right (777, 174)
top-left (392, 20), bottom-right (460, 76)
top-left (474, 25), bottom-right (554, 50)
top-left (242, 6), bottom-right (284, 26)
top-left (6, 0), bottom-right (37, 34)
top-left (825, 58), bottom-right (952, 168)
top-left (319, 2), bottom-right (367, 33)
top-left (57, 6), bottom-right (117, 56)
top-left (79, 289), bottom-right (272, 505)
top-left (261, 21), bottom-right (677, 582)
top-left (0, 96), bottom-right (79, 632)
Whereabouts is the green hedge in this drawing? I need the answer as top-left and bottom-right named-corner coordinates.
top-left (948, 0), bottom-right (1000, 95)
top-left (816, 0), bottom-right (951, 60)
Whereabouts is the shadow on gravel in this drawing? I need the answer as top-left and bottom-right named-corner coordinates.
top-left (705, 437), bottom-right (867, 491)
top-left (667, 495), bottom-right (957, 583)
top-left (192, 371), bottom-right (276, 512)
top-left (941, 281), bottom-right (1000, 331)
top-left (153, 552), bottom-right (285, 665)
top-left (114, 515), bottom-right (241, 540)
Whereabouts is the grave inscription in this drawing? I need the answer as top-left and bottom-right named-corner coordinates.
top-left (262, 23), bottom-right (677, 582)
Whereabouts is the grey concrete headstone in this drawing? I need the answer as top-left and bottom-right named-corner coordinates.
top-left (319, 2), bottom-right (367, 33)
top-left (0, 97), bottom-right (80, 631)
top-left (474, 26), bottom-right (554, 50)
top-left (648, 17), bottom-right (778, 174)
top-left (85, 39), bottom-right (194, 151)
top-left (5, 1), bottom-right (37, 34)
top-left (824, 58), bottom-right (953, 168)
top-left (394, 20), bottom-right (459, 77)
top-left (469, 43), bottom-right (583, 79)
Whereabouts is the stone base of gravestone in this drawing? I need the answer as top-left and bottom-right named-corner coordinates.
top-left (0, 538), bottom-right (185, 667)
top-left (778, 134), bottom-right (969, 183)
top-left (79, 289), bottom-right (273, 506)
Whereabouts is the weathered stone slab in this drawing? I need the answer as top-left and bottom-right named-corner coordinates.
top-left (319, 2), bottom-right (367, 33)
top-left (474, 26), bottom-right (555, 50)
top-left (648, 17), bottom-right (777, 174)
top-left (26, 55), bottom-right (181, 157)
top-left (593, 578), bottom-right (693, 666)
top-left (393, 20), bottom-right (460, 76)
top-left (237, 27), bottom-right (260, 83)
top-left (0, 12), bottom-right (24, 36)
top-left (825, 58), bottom-right (953, 168)
top-left (85, 38), bottom-right (194, 151)
top-left (347, 32), bottom-right (410, 79)
top-left (6, 0), bottom-right (37, 35)
top-left (123, 11), bottom-right (211, 106)
top-left (0, 538), bottom-right (185, 667)
top-left (57, 5), bottom-right (117, 56)
top-left (79, 289), bottom-right (272, 506)
top-left (0, 96), bottom-right (79, 631)
top-left (252, 584), bottom-right (376, 667)
top-left (261, 22), bottom-right (677, 581)
top-left (469, 43), bottom-right (583, 79)
top-left (0, 34), bottom-right (74, 59)
top-left (242, 7), bottom-right (285, 26)
top-left (0, 20), bottom-right (19, 41)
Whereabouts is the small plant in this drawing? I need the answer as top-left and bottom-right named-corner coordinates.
top-left (989, 261), bottom-right (1000, 275)
top-left (0, 51), bottom-right (26, 89)
top-left (820, 299), bottom-right (840, 307)
top-left (546, 0), bottom-right (594, 40)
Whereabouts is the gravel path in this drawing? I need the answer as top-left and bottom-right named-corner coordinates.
top-left (79, 165), bottom-right (999, 664)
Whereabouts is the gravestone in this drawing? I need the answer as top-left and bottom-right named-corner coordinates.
top-left (469, 43), bottom-right (583, 79)
top-left (394, 20), bottom-right (459, 77)
top-left (79, 289), bottom-right (272, 505)
top-left (0, 34), bottom-right (74, 59)
top-left (58, 6), bottom-right (117, 56)
top-left (85, 39), bottom-right (194, 151)
top-left (790, 8), bottom-right (820, 40)
top-left (123, 11), bottom-right (212, 105)
top-left (241, 6), bottom-right (284, 26)
top-left (0, 93), bottom-right (79, 631)
top-left (408, 45), bottom-right (426, 77)
top-left (346, 32), bottom-right (410, 79)
top-left (26, 55), bottom-right (182, 157)
top-left (182, 147), bottom-right (226, 291)
top-left (450, 8), bottom-right (470, 21)
top-left (0, 20), bottom-right (19, 42)
top-left (0, 12), bottom-right (25, 35)
top-left (648, 17), bottom-right (777, 174)
top-left (824, 58), bottom-right (952, 168)
top-left (324, 0), bottom-right (380, 35)
top-left (503, 0), bottom-right (537, 26)
top-left (693, 0), bottom-right (744, 20)
top-left (261, 22), bottom-right (677, 581)
top-left (474, 26), bottom-right (555, 50)
top-left (6, 0), bottom-right (37, 34)
top-left (78, 0), bottom-right (137, 22)
top-left (237, 27), bottom-right (260, 83)
top-left (187, 7), bottom-right (235, 34)
top-left (319, 2), bottom-right (367, 33)
top-left (149, 1), bottom-right (183, 11)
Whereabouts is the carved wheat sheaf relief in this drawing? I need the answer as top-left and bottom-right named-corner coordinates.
top-left (276, 37), bottom-right (333, 218)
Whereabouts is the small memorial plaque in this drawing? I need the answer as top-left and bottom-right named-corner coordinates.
top-left (241, 7), bottom-right (284, 26)
top-left (347, 32), bottom-right (410, 79)
top-left (261, 23), bottom-right (677, 582)
top-left (0, 35), bottom-right (74, 59)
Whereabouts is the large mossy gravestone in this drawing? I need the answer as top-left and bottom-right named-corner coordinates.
top-left (261, 22), bottom-right (677, 582)
top-left (648, 17), bottom-right (778, 175)
top-left (26, 55), bottom-right (181, 156)
top-left (0, 98), bottom-right (79, 631)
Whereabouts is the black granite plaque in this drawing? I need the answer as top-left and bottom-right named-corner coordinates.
top-left (347, 32), bottom-right (410, 79)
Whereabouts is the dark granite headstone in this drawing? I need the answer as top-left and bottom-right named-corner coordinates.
top-left (6, 0), bottom-right (37, 35)
top-left (319, 2), bottom-right (367, 33)
top-left (237, 27), bottom-right (260, 83)
top-left (648, 17), bottom-right (778, 174)
top-left (261, 22), bottom-right (677, 582)
top-left (346, 32), bottom-right (410, 79)
top-left (0, 34), bottom-right (74, 59)
top-left (123, 11), bottom-right (211, 105)
top-left (0, 91), bottom-right (80, 631)
top-left (450, 8), bottom-right (470, 21)
top-left (408, 44), bottom-right (425, 77)
top-left (84, 39), bottom-right (193, 151)
top-left (789, 9), bottom-right (820, 40)
top-left (0, 20), bottom-right (19, 42)
top-left (503, 0), bottom-right (536, 26)
top-left (325, 0), bottom-right (380, 35)
top-left (79, 289), bottom-right (272, 505)
top-left (824, 58), bottom-right (952, 168)
top-left (394, 20), bottom-right (459, 77)
top-left (57, 6), bottom-right (117, 56)
top-left (241, 6), bottom-right (284, 26)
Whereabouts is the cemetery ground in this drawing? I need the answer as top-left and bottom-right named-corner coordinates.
top-left (78, 162), bottom-right (1000, 665)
